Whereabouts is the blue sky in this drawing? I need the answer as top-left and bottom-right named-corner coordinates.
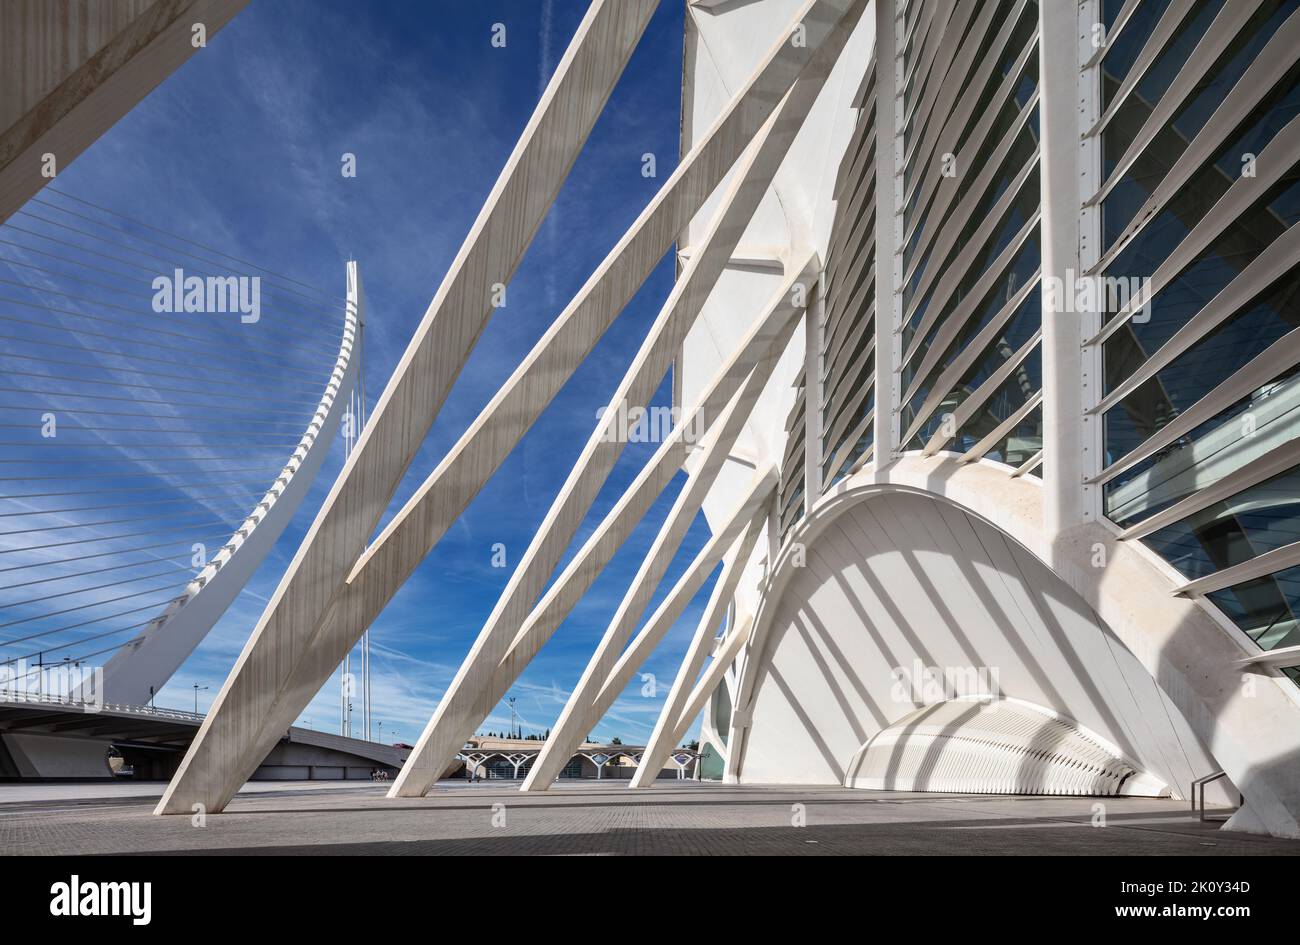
top-left (1, 0), bottom-right (718, 746)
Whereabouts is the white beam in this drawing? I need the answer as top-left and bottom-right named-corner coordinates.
top-left (1175, 541), bottom-right (1300, 598)
top-left (663, 614), bottom-right (756, 753)
top-left (520, 367), bottom-right (781, 791)
top-left (871, 0), bottom-right (899, 469)
top-left (154, 0), bottom-right (658, 815)
top-left (391, 257), bottom-right (813, 799)
top-left (389, 0), bottom-right (866, 799)
top-left (1119, 438), bottom-right (1300, 542)
top-left (333, 0), bottom-right (861, 639)
top-left (1236, 645), bottom-right (1300, 671)
top-left (629, 515), bottom-right (764, 787)
top-left (1039, 0), bottom-right (1092, 534)
top-left (195, 1), bottom-right (864, 808)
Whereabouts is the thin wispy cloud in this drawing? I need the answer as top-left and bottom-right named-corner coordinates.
top-left (8, 1), bottom-right (706, 747)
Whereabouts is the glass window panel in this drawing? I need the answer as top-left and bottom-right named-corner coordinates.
top-left (904, 51), bottom-right (1038, 276)
top-left (911, 347), bottom-right (1041, 454)
top-left (903, 167), bottom-right (1040, 352)
top-left (903, 286), bottom-right (1041, 439)
top-left (1101, 0), bottom-right (1175, 110)
top-left (909, 114), bottom-right (1038, 301)
top-left (1101, 160), bottom-right (1300, 426)
top-left (1102, 0), bottom-right (1125, 34)
top-left (825, 318), bottom-right (874, 409)
top-left (1103, 366), bottom-right (1300, 525)
top-left (952, 401), bottom-right (1043, 467)
top-left (1104, 267), bottom-right (1300, 465)
top-left (824, 392), bottom-right (874, 487)
top-left (825, 353), bottom-right (874, 440)
top-left (826, 431), bottom-right (874, 487)
top-left (983, 404), bottom-right (1044, 468)
top-left (904, 0), bottom-right (1031, 231)
top-left (1103, 61), bottom-right (1300, 256)
top-left (1172, 2), bottom-right (1300, 152)
top-left (904, 0), bottom-right (1006, 179)
top-left (1101, 0), bottom-right (1225, 172)
top-left (1143, 466), bottom-right (1300, 578)
top-left (903, 238), bottom-right (1040, 401)
top-left (1206, 563), bottom-right (1300, 651)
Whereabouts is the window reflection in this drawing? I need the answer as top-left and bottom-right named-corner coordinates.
top-left (1206, 563), bottom-right (1300, 651)
top-left (1102, 2), bottom-right (1300, 246)
top-left (1143, 467), bottom-right (1300, 578)
top-left (1105, 368), bottom-right (1300, 526)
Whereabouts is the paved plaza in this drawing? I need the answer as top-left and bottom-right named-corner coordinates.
top-left (3, 781), bottom-right (1298, 856)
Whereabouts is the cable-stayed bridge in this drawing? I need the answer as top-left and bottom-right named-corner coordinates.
top-left (0, 188), bottom-right (360, 719)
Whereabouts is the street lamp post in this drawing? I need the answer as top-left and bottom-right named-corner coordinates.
top-left (192, 684), bottom-right (209, 715)
top-left (377, 721), bottom-right (384, 743)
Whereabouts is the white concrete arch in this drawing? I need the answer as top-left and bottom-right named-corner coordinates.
top-left (725, 454), bottom-right (1300, 838)
top-left (845, 697), bottom-right (1170, 797)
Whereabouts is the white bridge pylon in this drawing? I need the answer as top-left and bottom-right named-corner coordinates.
top-left (156, 0), bottom-right (865, 815)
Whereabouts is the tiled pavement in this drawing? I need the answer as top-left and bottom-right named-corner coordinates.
top-left (2, 780), bottom-right (1299, 855)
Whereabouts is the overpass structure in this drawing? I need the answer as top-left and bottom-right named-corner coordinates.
top-left (0, 695), bottom-right (404, 781)
top-left (154, 0), bottom-right (1300, 842)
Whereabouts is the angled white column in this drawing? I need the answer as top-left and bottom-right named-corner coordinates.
top-left (658, 613), bottom-right (757, 757)
top-left (154, 0), bottom-right (658, 815)
top-left (390, 258), bottom-right (814, 798)
top-left (522, 471), bottom-right (774, 791)
top-left (520, 351), bottom-right (786, 790)
top-left (312, 0), bottom-right (859, 695)
top-left (539, 501), bottom-right (770, 791)
top-left (389, 0), bottom-right (866, 798)
top-left (630, 514), bottom-right (764, 787)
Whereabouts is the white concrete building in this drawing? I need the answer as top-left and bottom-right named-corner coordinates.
top-left (163, 0), bottom-right (1300, 841)
top-left (669, 0), bottom-right (1300, 840)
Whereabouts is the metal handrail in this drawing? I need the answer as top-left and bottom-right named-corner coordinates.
top-left (1190, 770), bottom-right (1242, 823)
top-left (0, 691), bottom-right (203, 722)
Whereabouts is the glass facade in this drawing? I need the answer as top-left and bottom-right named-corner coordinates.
top-left (819, 59), bottom-right (876, 491)
top-left (779, 372), bottom-right (807, 543)
top-left (1092, 0), bottom-right (1300, 675)
top-left (896, 0), bottom-right (1043, 466)
top-left (814, 0), bottom-right (1300, 681)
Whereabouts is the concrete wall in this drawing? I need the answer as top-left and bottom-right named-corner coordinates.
top-left (0, 0), bottom-right (248, 223)
top-left (1, 732), bottom-right (113, 778)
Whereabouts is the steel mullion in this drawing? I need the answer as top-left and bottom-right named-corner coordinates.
top-left (1090, 0), bottom-right (1269, 206)
top-left (1089, 111), bottom-right (1300, 346)
top-left (921, 332), bottom-right (1041, 456)
top-left (1092, 326), bottom-right (1300, 487)
top-left (1089, 0), bottom-right (1198, 139)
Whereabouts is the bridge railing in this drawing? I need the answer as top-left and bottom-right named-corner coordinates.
top-left (0, 690), bottom-right (203, 722)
